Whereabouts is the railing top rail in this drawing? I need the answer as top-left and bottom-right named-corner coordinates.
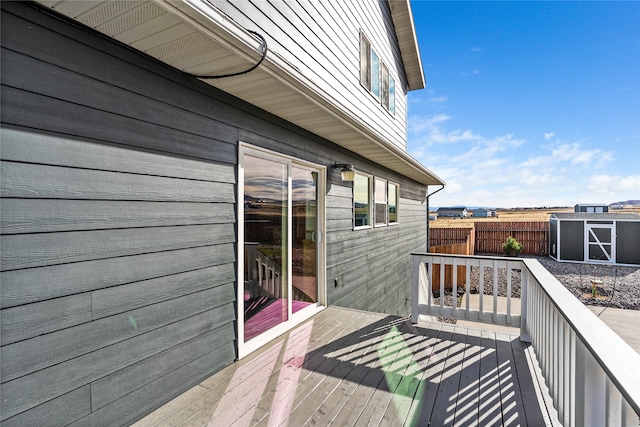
top-left (521, 258), bottom-right (640, 414)
top-left (412, 252), bottom-right (525, 263)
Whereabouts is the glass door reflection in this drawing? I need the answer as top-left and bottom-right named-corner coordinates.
top-left (243, 154), bottom-right (288, 341)
top-left (292, 167), bottom-right (318, 313)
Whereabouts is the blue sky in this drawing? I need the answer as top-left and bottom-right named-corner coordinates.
top-left (407, 1), bottom-right (640, 208)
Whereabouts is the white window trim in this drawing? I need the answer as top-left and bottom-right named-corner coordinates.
top-left (353, 171), bottom-right (373, 230)
top-left (388, 181), bottom-right (399, 225)
top-left (374, 177), bottom-right (388, 228)
top-left (360, 30), bottom-right (396, 117)
top-left (237, 143), bottom-right (327, 358)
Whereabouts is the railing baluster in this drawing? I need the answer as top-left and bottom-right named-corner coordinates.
top-left (410, 253), bottom-right (640, 425)
top-left (569, 328), bottom-right (576, 427)
top-left (465, 258), bottom-right (471, 319)
top-left (439, 257), bottom-right (445, 313)
top-left (493, 259), bottom-right (498, 322)
top-left (507, 262), bottom-right (512, 325)
top-left (453, 258), bottom-right (458, 316)
top-left (606, 377), bottom-right (622, 426)
top-left (479, 261), bottom-right (484, 315)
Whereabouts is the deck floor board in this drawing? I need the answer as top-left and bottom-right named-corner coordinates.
top-left (134, 307), bottom-right (552, 427)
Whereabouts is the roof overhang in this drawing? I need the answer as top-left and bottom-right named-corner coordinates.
top-left (36, 0), bottom-right (444, 186)
top-left (388, 0), bottom-right (426, 90)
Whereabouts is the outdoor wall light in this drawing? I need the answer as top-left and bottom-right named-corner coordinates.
top-left (334, 163), bottom-right (356, 181)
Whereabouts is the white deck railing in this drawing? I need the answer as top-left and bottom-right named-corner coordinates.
top-left (411, 253), bottom-right (640, 426)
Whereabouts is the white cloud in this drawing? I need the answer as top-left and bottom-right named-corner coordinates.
top-left (543, 132), bottom-right (555, 140)
top-left (430, 96), bottom-right (449, 103)
top-left (409, 117), bottom-right (627, 208)
top-left (461, 69), bottom-right (481, 77)
top-left (587, 174), bottom-right (640, 195)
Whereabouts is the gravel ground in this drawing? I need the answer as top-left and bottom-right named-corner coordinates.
top-left (431, 255), bottom-right (640, 312)
top-left (534, 256), bottom-right (640, 310)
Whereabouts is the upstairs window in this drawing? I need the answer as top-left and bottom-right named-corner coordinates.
top-left (360, 31), bottom-right (395, 116)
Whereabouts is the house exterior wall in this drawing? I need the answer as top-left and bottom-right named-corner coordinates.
top-left (210, 0), bottom-right (410, 150)
top-left (0, 3), bottom-right (428, 424)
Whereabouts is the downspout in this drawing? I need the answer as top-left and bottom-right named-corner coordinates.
top-left (425, 185), bottom-right (445, 252)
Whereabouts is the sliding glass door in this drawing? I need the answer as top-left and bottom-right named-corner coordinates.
top-left (240, 146), bottom-right (325, 356)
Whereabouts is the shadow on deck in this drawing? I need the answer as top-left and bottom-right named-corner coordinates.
top-left (135, 307), bottom-right (552, 426)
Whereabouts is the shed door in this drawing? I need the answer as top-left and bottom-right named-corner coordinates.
top-left (585, 224), bottom-right (615, 263)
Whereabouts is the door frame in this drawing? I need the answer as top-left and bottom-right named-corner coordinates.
top-left (237, 143), bottom-right (326, 358)
top-left (584, 223), bottom-right (615, 264)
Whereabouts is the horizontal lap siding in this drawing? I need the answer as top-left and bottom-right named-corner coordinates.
top-left (211, 0), bottom-right (408, 150)
top-left (327, 187), bottom-right (426, 316)
top-left (1, 2), bottom-right (429, 424)
top-left (0, 3), bottom-right (238, 424)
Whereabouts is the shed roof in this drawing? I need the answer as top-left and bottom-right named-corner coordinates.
top-left (551, 213), bottom-right (640, 221)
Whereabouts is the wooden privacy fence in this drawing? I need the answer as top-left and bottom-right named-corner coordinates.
top-left (474, 221), bottom-right (549, 255)
top-left (430, 221), bottom-right (550, 256)
top-left (429, 235), bottom-right (473, 290)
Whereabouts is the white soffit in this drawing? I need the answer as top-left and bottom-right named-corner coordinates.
top-left (36, 0), bottom-right (444, 186)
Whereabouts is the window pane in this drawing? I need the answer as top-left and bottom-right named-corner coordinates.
top-left (381, 63), bottom-right (389, 109)
top-left (243, 154), bottom-right (288, 341)
top-left (371, 50), bottom-right (380, 99)
top-left (354, 173), bottom-right (370, 227)
top-left (375, 178), bottom-right (387, 226)
top-left (360, 33), bottom-right (371, 90)
top-left (389, 77), bottom-right (395, 115)
top-left (388, 183), bottom-right (398, 223)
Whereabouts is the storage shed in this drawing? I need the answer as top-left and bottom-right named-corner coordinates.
top-left (549, 212), bottom-right (640, 265)
top-left (574, 203), bottom-right (608, 213)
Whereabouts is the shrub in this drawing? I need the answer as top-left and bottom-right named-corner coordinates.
top-left (503, 236), bottom-right (523, 256)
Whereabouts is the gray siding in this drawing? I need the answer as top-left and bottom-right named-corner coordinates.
top-left (616, 222), bottom-right (640, 265)
top-left (1, 2), bottom-right (428, 424)
top-left (210, 0), bottom-right (409, 150)
top-left (559, 221), bottom-right (585, 262)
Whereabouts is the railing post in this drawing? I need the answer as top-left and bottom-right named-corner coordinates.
top-left (411, 255), bottom-right (420, 324)
top-left (520, 265), bottom-right (530, 342)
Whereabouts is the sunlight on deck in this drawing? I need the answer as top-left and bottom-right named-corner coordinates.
top-left (134, 307), bottom-right (550, 426)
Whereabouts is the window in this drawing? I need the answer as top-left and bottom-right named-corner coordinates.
top-left (388, 76), bottom-right (395, 115)
top-left (360, 31), bottom-right (395, 116)
top-left (353, 173), bottom-right (371, 228)
top-left (360, 34), bottom-right (371, 90)
top-left (370, 50), bottom-right (380, 99)
top-left (388, 182), bottom-right (398, 224)
top-left (353, 175), bottom-right (399, 229)
top-left (374, 178), bottom-right (387, 226)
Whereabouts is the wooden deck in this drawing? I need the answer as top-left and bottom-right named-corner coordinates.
top-left (134, 307), bottom-right (553, 426)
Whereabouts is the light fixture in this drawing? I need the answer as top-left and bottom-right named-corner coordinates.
top-left (334, 163), bottom-right (356, 181)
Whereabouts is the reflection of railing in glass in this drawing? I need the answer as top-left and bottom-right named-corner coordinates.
top-left (244, 243), bottom-right (282, 300)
